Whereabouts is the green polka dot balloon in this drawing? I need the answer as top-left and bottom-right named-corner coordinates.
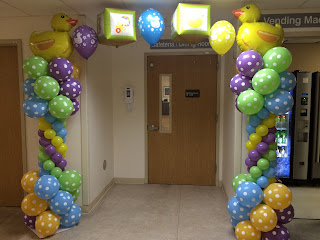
top-left (237, 89), bottom-right (264, 115)
top-left (23, 56), bottom-right (48, 79)
top-left (59, 170), bottom-right (82, 193)
top-left (49, 95), bottom-right (73, 118)
top-left (34, 76), bottom-right (59, 100)
top-left (71, 188), bottom-right (80, 202)
top-left (232, 173), bottom-right (247, 191)
top-left (252, 69), bottom-right (280, 95)
top-left (263, 47), bottom-right (292, 73)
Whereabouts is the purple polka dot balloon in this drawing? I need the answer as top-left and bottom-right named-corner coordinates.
top-left (72, 25), bottom-right (98, 59)
top-left (230, 74), bottom-right (252, 95)
top-left (275, 205), bottom-right (294, 224)
top-left (49, 58), bottom-right (73, 82)
top-left (60, 78), bottom-right (82, 99)
top-left (236, 50), bottom-right (263, 77)
top-left (262, 224), bottom-right (290, 240)
top-left (71, 99), bottom-right (80, 116)
top-left (23, 214), bottom-right (36, 228)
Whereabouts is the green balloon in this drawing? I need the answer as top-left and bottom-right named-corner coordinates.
top-left (43, 160), bottom-right (55, 171)
top-left (39, 145), bottom-right (46, 152)
top-left (51, 167), bottom-right (63, 178)
top-left (38, 151), bottom-right (50, 162)
top-left (262, 150), bottom-right (277, 161)
top-left (232, 173), bottom-right (247, 191)
top-left (49, 95), bottom-right (73, 118)
top-left (250, 166), bottom-right (262, 178)
top-left (59, 170), bottom-right (82, 193)
top-left (34, 76), bottom-right (59, 100)
top-left (23, 56), bottom-right (48, 79)
top-left (246, 173), bottom-right (257, 183)
top-left (57, 118), bottom-right (67, 128)
top-left (257, 158), bottom-right (270, 170)
top-left (71, 188), bottom-right (80, 202)
top-left (263, 47), bottom-right (292, 73)
top-left (237, 89), bottom-right (264, 115)
top-left (252, 69), bottom-right (280, 95)
top-left (269, 142), bottom-right (278, 150)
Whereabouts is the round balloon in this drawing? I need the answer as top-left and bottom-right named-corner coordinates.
top-left (263, 47), bottom-right (292, 73)
top-left (35, 210), bottom-right (60, 237)
top-left (51, 167), bottom-right (63, 179)
top-left (256, 176), bottom-right (269, 188)
top-left (71, 99), bottom-right (80, 116)
top-left (232, 173), bottom-right (247, 191)
top-left (23, 214), bottom-right (37, 228)
top-left (70, 61), bottom-right (80, 79)
top-left (72, 25), bottom-right (98, 59)
top-left (261, 224), bottom-right (290, 240)
top-left (265, 89), bottom-right (294, 115)
top-left (71, 188), bottom-right (80, 202)
top-left (262, 150), bottom-right (277, 161)
top-left (60, 204), bottom-right (82, 227)
top-left (59, 170), bottom-right (82, 192)
top-left (38, 168), bottom-right (51, 176)
top-left (249, 115), bottom-right (262, 127)
top-left (248, 150), bottom-right (261, 162)
top-left (49, 95), bottom-right (73, 118)
top-left (250, 166), bottom-right (262, 178)
top-left (245, 157), bottom-right (257, 168)
top-left (252, 69), bottom-right (280, 95)
top-left (237, 89), bottom-right (264, 115)
top-left (49, 57), bottom-right (73, 81)
top-left (231, 217), bottom-right (241, 228)
top-left (21, 193), bottom-right (49, 216)
top-left (227, 196), bottom-right (251, 221)
top-left (60, 78), bottom-right (82, 99)
top-left (209, 20), bottom-right (235, 55)
top-left (250, 204), bottom-right (277, 232)
top-left (279, 70), bottom-right (296, 92)
top-left (246, 173), bottom-right (258, 183)
top-left (246, 124), bottom-right (256, 135)
top-left (49, 190), bottom-right (74, 214)
top-left (236, 50), bottom-right (263, 77)
top-left (257, 108), bottom-right (270, 120)
top-left (34, 76), bottom-right (59, 100)
top-left (21, 171), bottom-right (39, 193)
top-left (44, 112), bottom-right (56, 123)
top-left (236, 181), bottom-right (263, 208)
top-left (23, 96), bottom-right (49, 118)
top-left (235, 220), bottom-right (261, 240)
top-left (230, 74), bottom-right (252, 95)
top-left (257, 158), bottom-right (270, 170)
top-left (275, 204), bottom-right (294, 224)
top-left (263, 183), bottom-right (292, 210)
top-left (43, 160), bottom-right (55, 171)
top-left (256, 126), bottom-right (269, 138)
top-left (34, 175), bottom-right (60, 199)
top-left (262, 167), bottom-right (276, 178)
top-left (52, 121), bottom-right (63, 132)
top-left (23, 78), bottom-right (36, 96)
top-left (23, 56), bottom-right (48, 79)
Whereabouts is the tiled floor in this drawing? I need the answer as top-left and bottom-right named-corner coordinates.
top-left (0, 184), bottom-right (319, 240)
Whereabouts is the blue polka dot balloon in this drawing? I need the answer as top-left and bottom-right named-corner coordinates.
top-left (34, 175), bottom-right (59, 199)
top-left (279, 70), bottom-right (296, 92)
top-left (60, 204), bottom-right (82, 227)
top-left (227, 196), bottom-right (251, 221)
top-left (23, 78), bottom-right (36, 96)
top-left (265, 89), bottom-right (294, 115)
top-left (49, 190), bottom-right (74, 215)
top-left (22, 96), bottom-right (48, 118)
top-left (138, 8), bottom-right (164, 46)
top-left (236, 181), bottom-right (263, 208)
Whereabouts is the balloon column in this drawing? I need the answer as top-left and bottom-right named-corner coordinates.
top-left (227, 4), bottom-right (295, 240)
top-left (21, 13), bottom-right (97, 237)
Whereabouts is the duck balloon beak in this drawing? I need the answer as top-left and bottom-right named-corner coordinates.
top-left (67, 18), bottom-right (78, 27)
top-left (232, 9), bottom-right (245, 18)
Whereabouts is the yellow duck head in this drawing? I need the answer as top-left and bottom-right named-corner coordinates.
top-left (232, 3), bottom-right (261, 23)
top-left (51, 13), bottom-right (78, 32)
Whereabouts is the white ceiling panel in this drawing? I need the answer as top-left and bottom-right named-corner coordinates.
top-left (301, 0), bottom-right (320, 8)
top-left (0, 1), bottom-right (29, 17)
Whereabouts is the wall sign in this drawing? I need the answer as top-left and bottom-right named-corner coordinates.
top-left (185, 89), bottom-right (200, 98)
top-left (261, 13), bottom-right (320, 28)
top-left (150, 39), bottom-right (211, 49)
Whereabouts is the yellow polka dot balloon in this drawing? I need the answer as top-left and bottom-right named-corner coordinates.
top-left (35, 210), bottom-right (60, 237)
top-left (250, 204), bottom-right (277, 232)
top-left (235, 220), bottom-right (261, 240)
top-left (21, 171), bottom-right (39, 193)
top-left (209, 20), bottom-right (235, 56)
top-left (21, 193), bottom-right (49, 216)
top-left (263, 183), bottom-right (292, 210)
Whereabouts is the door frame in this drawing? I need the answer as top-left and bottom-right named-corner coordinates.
top-left (0, 40), bottom-right (27, 176)
top-left (144, 52), bottom-right (222, 186)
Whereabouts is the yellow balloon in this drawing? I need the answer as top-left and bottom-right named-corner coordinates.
top-left (262, 117), bottom-right (276, 128)
top-left (256, 124), bottom-right (268, 136)
top-left (57, 143), bottom-right (68, 154)
top-left (268, 177), bottom-right (277, 184)
top-left (249, 133), bottom-right (262, 145)
top-left (21, 193), bottom-right (49, 216)
top-left (51, 136), bottom-right (63, 148)
top-left (62, 152), bottom-right (66, 158)
top-left (35, 210), bottom-right (60, 237)
top-left (263, 183), bottom-right (292, 210)
top-left (209, 20), bottom-right (235, 55)
top-left (70, 61), bottom-right (80, 79)
top-left (21, 171), bottom-right (39, 193)
top-left (246, 140), bottom-right (257, 151)
top-left (250, 204), bottom-right (277, 232)
top-left (44, 129), bottom-right (56, 140)
top-left (39, 120), bottom-right (51, 131)
top-left (235, 220), bottom-right (261, 240)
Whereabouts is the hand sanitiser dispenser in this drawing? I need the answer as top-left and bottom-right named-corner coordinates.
top-left (124, 87), bottom-right (134, 111)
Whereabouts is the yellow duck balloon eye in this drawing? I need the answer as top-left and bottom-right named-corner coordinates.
top-left (209, 20), bottom-right (235, 55)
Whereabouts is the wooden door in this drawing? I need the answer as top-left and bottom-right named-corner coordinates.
top-left (147, 55), bottom-right (217, 185)
top-left (0, 45), bottom-right (24, 206)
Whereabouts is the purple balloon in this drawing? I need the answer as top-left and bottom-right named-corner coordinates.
top-left (245, 157), bottom-right (257, 168)
top-left (275, 205), bottom-right (294, 224)
top-left (56, 159), bottom-right (67, 168)
top-left (72, 25), bottom-right (98, 59)
top-left (38, 130), bottom-right (44, 137)
top-left (71, 99), bottom-right (80, 116)
top-left (45, 144), bottom-right (56, 156)
top-left (262, 225), bottom-right (290, 240)
top-left (39, 137), bottom-right (51, 147)
top-left (262, 133), bottom-right (276, 144)
top-left (23, 214), bottom-right (36, 228)
top-left (230, 74), bottom-right (252, 95)
top-left (61, 167), bottom-right (66, 172)
top-left (60, 78), bottom-right (82, 99)
top-left (49, 58), bottom-right (73, 81)
top-left (269, 126), bottom-right (277, 134)
top-left (256, 142), bottom-right (269, 154)
top-left (236, 50), bottom-right (263, 77)
top-left (51, 152), bottom-right (62, 164)
top-left (248, 150), bottom-right (261, 162)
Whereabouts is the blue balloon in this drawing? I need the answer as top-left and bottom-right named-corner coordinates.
top-left (56, 128), bottom-right (67, 138)
top-left (265, 89), bottom-right (294, 115)
top-left (231, 217), bottom-right (241, 228)
top-left (23, 78), bottom-right (36, 96)
top-left (39, 168), bottom-right (50, 176)
top-left (63, 137), bottom-right (66, 143)
top-left (227, 196), bottom-right (251, 221)
top-left (246, 124), bottom-right (256, 135)
top-left (22, 96), bottom-right (48, 118)
top-left (236, 181), bottom-right (263, 208)
top-left (279, 71), bottom-right (296, 92)
top-left (138, 8), bottom-right (164, 46)
top-left (49, 190), bottom-right (74, 215)
top-left (34, 175), bottom-right (60, 199)
top-left (256, 176), bottom-right (269, 188)
top-left (269, 160), bottom-right (277, 168)
top-left (38, 161), bottom-right (44, 168)
top-left (249, 115), bottom-right (262, 127)
top-left (263, 167), bottom-right (276, 178)
top-left (52, 121), bottom-right (63, 132)
top-left (60, 204), bottom-right (82, 227)
top-left (257, 108), bottom-right (270, 120)
top-left (45, 112), bottom-right (56, 123)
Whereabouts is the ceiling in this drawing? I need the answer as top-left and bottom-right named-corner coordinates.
top-left (1, 0), bottom-right (320, 17)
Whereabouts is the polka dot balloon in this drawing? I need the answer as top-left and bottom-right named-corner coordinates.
top-left (263, 183), bottom-right (292, 210)
top-left (71, 99), bottom-right (80, 116)
top-left (21, 193), bottom-right (49, 216)
top-left (49, 95), bottom-right (74, 118)
top-left (261, 224), bottom-right (290, 240)
top-left (34, 76), bottom-right (59, 100)
top-left (252, 69), bottom-right (280, 95)
top-left (265, 89), bottom-right (294, 115)
top-left (236, 50), bottom-right (263, 77)
top-left (232, 174), bottom-right (247, 191)
top-left (235, 220), bottom-right (261, 240)
top-left (279, 70), bottom-right (296, 92)
top-left (236, 181), bottom-right (263, 208)
top-left (263, 47), bottom-right (292, 73)
top-left (49, 57), bottom-right (73, 81)
top-left (49, 190), bottom-right (74, 214)
top-left (250, 204), bottom-right (277, 232)
top-left (230, 74), bottom-right (253, 95)
top-left (237, 89), bottom-right (264, 115)
top-left (34, 175), bottom-right (60, 199)
top-left (71, 188), bottom-right (80, 202)
top-left (23, 214), bottom-right (37, 228)
top-left (60, 204), bottom-right (82, 227)
top-left (23, 96), bottom-right (49, 118)
top-left (275, 204), bottom-right (294, 224)
top-left (23, 56), bottom-right (48, 79)
top-left (21, 170), bottom-right (39, 193)
top-left (35, 210), bottom-right (60, 237)
top-left (23, 78), bottom-right (36, 97)
top-left (228, 196), bottom-right (251, 221)
top-left (231, 217), bottom-right (241, 228)
top-left (60, 78), bottom-right (82, 99)
top-left (59, 170), bottom-right (82, 192)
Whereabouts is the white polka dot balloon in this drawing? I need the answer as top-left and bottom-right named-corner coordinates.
top-left (264, 89), bottom-right (294, 115)
top-left (49, 190), bottom-right (74, 215)
top-left (278, 70), bottom-right (296, 92)
top-left (236, 50), bottom-right (263, 77)
top-left (34, 175), bottom-right (60, 199)
top-left (60, 204), bottom-right (82, 227)
top-left (49, 57), bottom-right (73, 82)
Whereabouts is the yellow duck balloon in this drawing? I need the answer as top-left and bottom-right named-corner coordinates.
top-left (29, 13), bottom-right (78, 62)
top-left (232, 4), bottom-right (284, 56)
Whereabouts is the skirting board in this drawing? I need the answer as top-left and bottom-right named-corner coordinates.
top-left (114, 178), bottom-right (146, 184)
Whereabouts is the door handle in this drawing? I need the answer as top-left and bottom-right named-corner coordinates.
top-left (149, 125), bottom-right (159, 131)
